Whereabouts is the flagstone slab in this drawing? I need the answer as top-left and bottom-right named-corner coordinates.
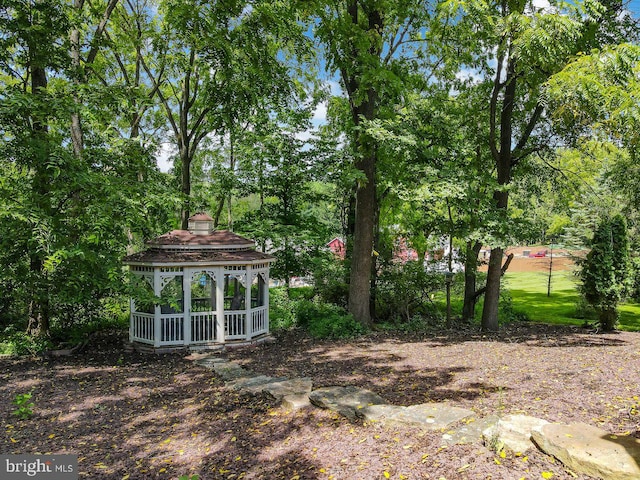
top-left (262, 377), bottom-right (313, 402)
top-left (441, 415), bottom-right (500, 446)
top-left (531, 423), bottom-right (640, 480)
top-left (482, 414), bottom-right (549, 453)
top-left (226, 375), bottom-right (286, 392)
top-left (309, 386), bottom-right (386, 421)
top-left (361, 403), bottom-right (474, 430)
top-left (193, 356), bottom-right (228, 368)
top-left (213, 362), bottom-right (256, 380)
top-left (281, 393), bottom-right (312, 411)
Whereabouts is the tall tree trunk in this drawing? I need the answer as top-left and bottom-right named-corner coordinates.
top-left (462, 241), bottom-right (482, 322)
top-left (348, 146), bottom-right (376, 327)
top-left (344, 3), bottom-right (382, 328)
top-left (481, 50), bottom-right (517, 331)
top-left (26, 65), bottom-right (51, 336)
top-left (69, 0), bottom-right (84, 159)
top-left (213, 196), bottom-right (225, 228)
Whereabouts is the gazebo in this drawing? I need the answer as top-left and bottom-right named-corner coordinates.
top-left (123, 213), bottom-right (275, 351)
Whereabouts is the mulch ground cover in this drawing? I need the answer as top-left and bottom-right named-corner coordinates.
top-left (1, 323), bottom-right (639, 479)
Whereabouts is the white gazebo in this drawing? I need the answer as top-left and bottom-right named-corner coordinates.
top-left (123, 213), bottom-right (275, 351)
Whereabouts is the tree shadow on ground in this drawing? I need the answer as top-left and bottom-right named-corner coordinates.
top-left (381, 321), bottom-right (629, 348)
top-left (0, 342), bottom-right (329, 479)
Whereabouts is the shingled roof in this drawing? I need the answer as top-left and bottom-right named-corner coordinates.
top-left (123, 223), bottom-right (274, 266)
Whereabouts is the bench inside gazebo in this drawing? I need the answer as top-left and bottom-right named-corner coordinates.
top-left (123, 213), bottom-right (275, 352)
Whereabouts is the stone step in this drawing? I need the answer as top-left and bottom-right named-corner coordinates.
top-left (262, 377), bottom-right (313, 402)
top-left (361, 403), bottom-right (474, 430)
top-left (532, 422), bottom-right (640, 480)
top-left (441, 415), bottom-right (500, 446)
top-left (482, 414), bottom-right (549, 453)
top-left (212, 362), bottom-right (256, 380)
top-left (309, 386), bottom-right (386, 421)
top-left (225, 375), bottom-right (288, 392)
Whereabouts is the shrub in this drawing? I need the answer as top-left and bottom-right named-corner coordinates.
top-left (375, 261), bottom-right (442, 323)
top-left (12, 391), bottom-right (35, 420)
top-left (1, 326), bottom-right (52, 355)
top-left (296, 300), bottom-right (365, 339)
top-left (269, 287), bottom-right (298, 331)
top-left (311, 256), bottom-right (348, 308)
top-left (580, 215), bottom-right (630, 331)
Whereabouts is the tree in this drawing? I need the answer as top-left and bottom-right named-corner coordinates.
top-left (0, 0), bottom-right (170, 336)
top-left (236, 110), bottom-right (332, 286)
top-left (451, 0), bottom-right (594, 331)
top-left (580, 214), bottom-right (630, 331)
top-left (151, 0), bottom-right (310, 229)
top-left (308, 0), bottom-right (449, 326)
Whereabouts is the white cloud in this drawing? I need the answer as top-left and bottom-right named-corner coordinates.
top-left (312, 101), bottom-right (328, 123)
top-left (156, 142), bottom-right (175, 173)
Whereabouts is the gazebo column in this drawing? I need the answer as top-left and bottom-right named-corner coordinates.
top-left (264, 271), bottom-right (270, 334)
top-left (153, 268), bottom-right (161, 348)
top-left (216, 268), bottom-right (225, 343)
top-left (183, 270), bottom-right (192, 346)
top-left (245, 265), bottom-right (252, 340)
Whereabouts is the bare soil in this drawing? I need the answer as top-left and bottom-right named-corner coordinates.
top-left (1, 325), bottom-right (639, 479)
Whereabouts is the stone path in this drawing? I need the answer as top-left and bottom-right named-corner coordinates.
top-left (189, 353), bottom-right (640, 480)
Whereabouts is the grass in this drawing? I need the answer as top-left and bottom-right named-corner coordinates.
top-left (504, 270), bottom-right (640, 332)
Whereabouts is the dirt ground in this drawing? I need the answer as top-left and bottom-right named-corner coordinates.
top-left (1, 325), bottom-right (639, 479)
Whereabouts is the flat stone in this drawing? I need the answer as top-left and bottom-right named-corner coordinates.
top-left (309, 386), bottom-right (386, 421)
top-left (226, 375), bottom-right (285, 392)
top-left (193, 356), bottom-right (227, 368)
top-left (281, 394), bottom-right (312, 411)
top-left (441, 415), bottom-right (500, 446)
top-left (483, 414), bottom-right (549, 453)
top-left (262, 378), bottom-right (313, 402)
top-left (362, 403), bottom-right (474, 430)
top-left (212, 362), bottom-right (256, 380)
top-left (531, 423), bottom-right (640, 480)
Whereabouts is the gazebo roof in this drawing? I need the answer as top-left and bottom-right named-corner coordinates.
top-left (149, 229), bottom-right (256, 249)
top-left (123, 216), bottom-right (275, 266)
top-left (122, 248), bottom-right (274, 265)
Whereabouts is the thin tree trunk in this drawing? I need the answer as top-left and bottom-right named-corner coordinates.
top-left (213, 196), bottom-right (225, 228)
top-left (462, 241), bottom-right (482, 322)
top-left (482, 47), bottom-right (517, 331)
top-left (26, 65), bottom-right (51, 336)
top-left (348, 147), bottom-right (376, 327)
top-left (180, 147), bottom-right (191, 229)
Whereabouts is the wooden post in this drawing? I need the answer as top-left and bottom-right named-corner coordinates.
top-left (245, 266), bottom-right (252, 340)
top-left (216, 269), bottom-right (225, 343)
top-left (153, 268), bottom-right (161, 348)
top-left (264, 271), bottom-right (270, 334)
top-left (183, 269), bottom-right (191, 346)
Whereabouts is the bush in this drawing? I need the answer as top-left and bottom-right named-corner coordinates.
top-left (269, 287), bottom-right (299, 332)
top-left (296, 300), bottom-right (365, 339)
top-left (498, 289), bottom-right (529, 324)
top-left (0, 326), bottom-right (52, 355)
top-left (580, 215), bottom-right (630, 331)
top-left (311, 256), bottom-right (348, 308)
top-left (375, 261), bottom-right (442, 323)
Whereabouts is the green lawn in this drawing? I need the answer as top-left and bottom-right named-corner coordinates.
top-left (504, 270), bottom-right (640, 331)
